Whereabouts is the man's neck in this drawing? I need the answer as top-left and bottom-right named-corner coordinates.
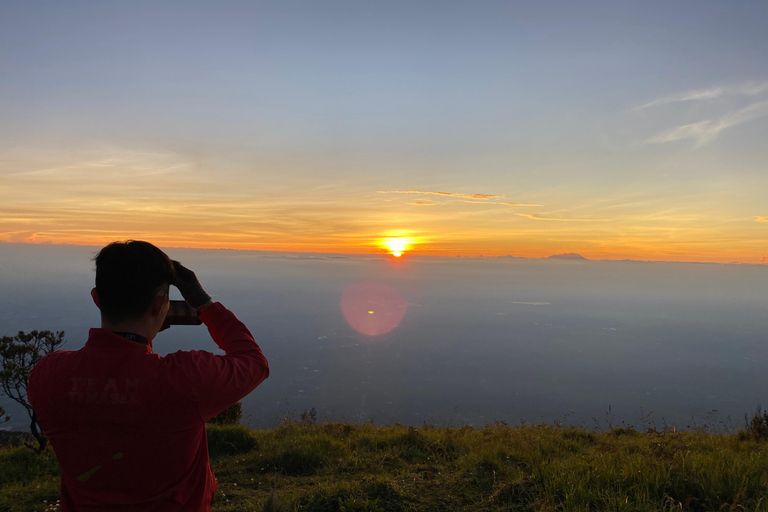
top-left (101, 319), bottom-right (156, 342)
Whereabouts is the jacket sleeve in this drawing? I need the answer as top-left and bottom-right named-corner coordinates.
top-left (164, 302), bottom-right (269, 422)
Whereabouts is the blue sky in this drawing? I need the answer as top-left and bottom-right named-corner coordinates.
top-left (1, 1), bottom-right (767, 261)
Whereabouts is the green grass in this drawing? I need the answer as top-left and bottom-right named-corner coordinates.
top-left (3, 422), bottom-right (768, 511)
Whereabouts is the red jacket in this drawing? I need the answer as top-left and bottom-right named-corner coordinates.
top-left (28, 302), bottom-right (269, 512)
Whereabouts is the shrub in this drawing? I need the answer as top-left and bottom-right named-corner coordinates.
top-left (743, 407), bottom-right (768, 440)
top-left (300, 407), bottom-right (318, 426)
top-left (386, 428), bottom-right (429, 462)
top-left (378, 426), bottom-right (465, 463)
top-left (610, 427), bottom-right (639, 437)
top-left (208, 402), bottom-right (242, 426)
top-left (491, 476), bottom-right (537, 508)
top-left (0, 330), bottom-right (66, 453)
top-left (300, 486), bottom-right (385, 512)
top-left (0, 445), bottom-right (60, 485)
top-left (260, 436), bottom-right (346, 476)
top-left (562, 428), bottom-right (597, 443)
top-left (364, 481), bottom-right (405, 512)
top-left (262, 491), bottom-right (292, 512)
top-left (470, 457), bottom-right (500, 494)
top-left (206, 424), bottom-right (257, 458)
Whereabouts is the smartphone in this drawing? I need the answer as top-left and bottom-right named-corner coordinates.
top-left (164, 300), bottom-right (203, 326)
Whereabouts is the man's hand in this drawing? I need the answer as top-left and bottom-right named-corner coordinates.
top-left (172, 261), bottom-right (213, 309)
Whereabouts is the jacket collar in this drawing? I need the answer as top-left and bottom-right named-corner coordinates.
top-left (86, 328), bottom-right (154, 354)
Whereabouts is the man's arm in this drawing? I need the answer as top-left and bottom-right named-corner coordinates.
top-left (165, 302), bottom-right (269, 421)
top-left (166, 261), bottom-right (269, 421)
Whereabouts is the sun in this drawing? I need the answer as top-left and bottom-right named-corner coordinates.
top-left (381, 237), bottom-right (412, 257)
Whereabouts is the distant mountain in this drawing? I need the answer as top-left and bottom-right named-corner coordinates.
top-left (547, 253), bottom-right (588, 260)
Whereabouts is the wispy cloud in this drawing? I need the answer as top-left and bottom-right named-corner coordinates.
top-left (0, 231), bottom-right (39, 243)
top-left (6, 154), bottom-right (190, 180)
top-left (636, 81), bottom-right (768, 110)
top-left (517, 213), bottom-right (610, 222)
top-left (760, 255), bottom-right (768, 264)
top-left (645, 121), bottom-right (713, 145)
top-left (378, 190), bottom-right (503, 200)
top-left (645, 100), bottom-right (768, 147)
top-left (379, 190), bottom-right (543, 208)
top-left (756, 216), bottom-right (768, 223)
top-left (637, 81), bottom-right (768, 147)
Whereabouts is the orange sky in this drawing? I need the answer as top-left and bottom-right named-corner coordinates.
top-left (1, 167), bottom-right (766, 263)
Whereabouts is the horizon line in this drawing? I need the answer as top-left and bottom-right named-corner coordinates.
top-left (1, 240), bottom-right (764, 267)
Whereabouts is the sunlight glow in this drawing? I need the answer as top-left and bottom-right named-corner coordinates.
top-left (380, 237), bottom-right (413, 257)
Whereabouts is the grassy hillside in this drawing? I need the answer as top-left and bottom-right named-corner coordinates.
top-left (2, 421), bottom-right (768, 511)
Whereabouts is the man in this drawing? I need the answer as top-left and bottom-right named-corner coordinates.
top-left (28, 240), bottom-right (269, 511)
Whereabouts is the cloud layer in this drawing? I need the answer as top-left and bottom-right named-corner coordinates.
top-left (378, 190), bottom-right (503, 199)
top-left (378, 190), bottom-right (543, 209)
top-left (641, 82), bottom-right (768, 147)
top-left (636, 81), bottom-right (768, 110)
top-left (517, 213), bottom-right (610, 222)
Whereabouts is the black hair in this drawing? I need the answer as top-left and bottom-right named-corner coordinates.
top-left (93, 241), bottom-right (175, 323)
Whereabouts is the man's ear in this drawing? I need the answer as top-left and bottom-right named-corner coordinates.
top-left (150, 292), bottom-right (170, 317)
top-left (90, 288), bottom-right (100, 309)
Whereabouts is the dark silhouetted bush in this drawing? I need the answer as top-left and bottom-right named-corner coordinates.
top-left (0, 330), bottom-right (66, 453)
top-left (208, 401), bottom-right (242, 425)
top-left (742, 407), bottom-right (768, 440)
top-left (0, 445), bottom-right (60, 485)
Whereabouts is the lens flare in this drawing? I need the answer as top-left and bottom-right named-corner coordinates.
top-left (341, 281), bottom-right (406, 336)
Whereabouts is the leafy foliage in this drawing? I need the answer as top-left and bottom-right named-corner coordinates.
top-left (300, 407), bottom-right (318, 426)
top-left (0, 330), bottom-right (65, 453)
top-left (741, 406), bottom-right (768, 440)
top-left (209, 402), bottom-right (243, 426)
top-left (0, 444), bottom-right (60, 485)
